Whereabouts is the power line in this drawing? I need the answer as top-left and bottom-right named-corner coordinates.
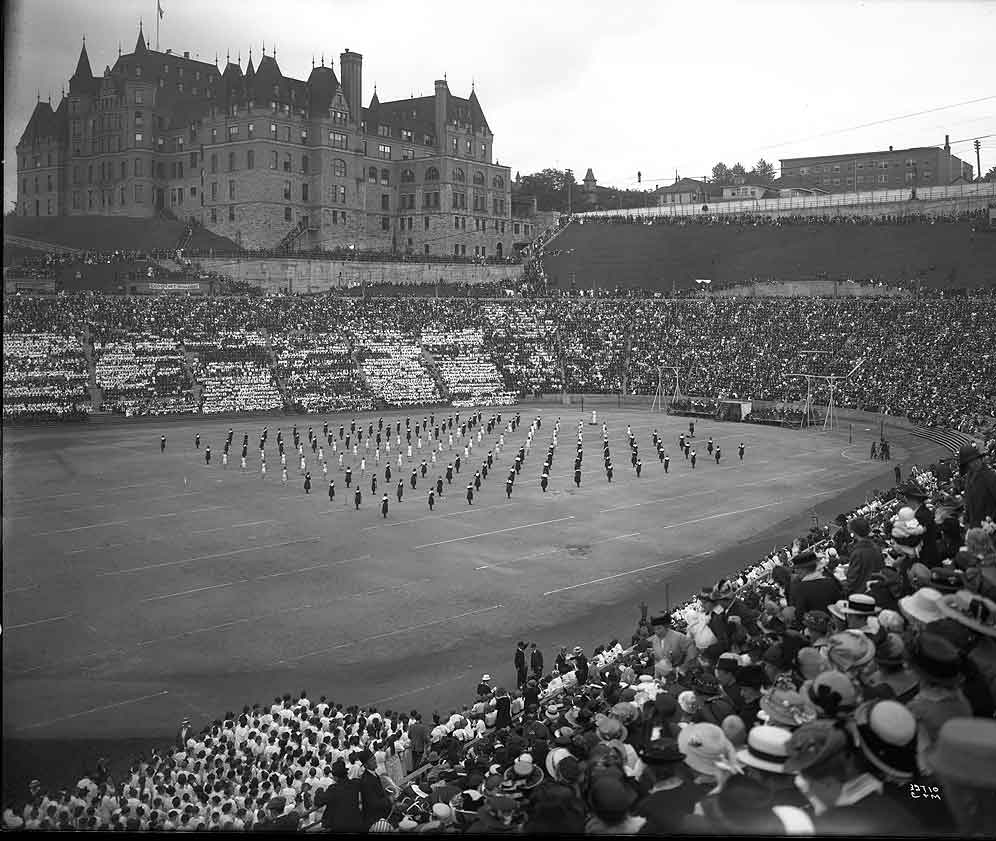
top-left (758, 94), bottom-right (996, 151)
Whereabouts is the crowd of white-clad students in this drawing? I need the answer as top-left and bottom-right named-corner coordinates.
top-left (3, 293), bottom-right (995, 424)
top-left (93, 336), bottom-right (194, 416)
top-left (274, 337), bottom-right (375, 414)
top-left (2, 332), bottom-right (90, 420)
top-left (7, 427), bottom-right (996, 834)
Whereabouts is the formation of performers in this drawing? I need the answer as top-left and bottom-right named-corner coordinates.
top-left (161, 409), bottom-right (747, 516)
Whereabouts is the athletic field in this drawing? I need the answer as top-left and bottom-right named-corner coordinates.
top-left (2, 405), bottom-right (942, 796)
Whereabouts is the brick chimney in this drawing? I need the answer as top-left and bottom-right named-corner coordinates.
top-left (340, 50), bottom-right (363, 127)
top-left (944, 134), bottom-right (950, 153)
top-left (434, 79), bottom-right (448, 150)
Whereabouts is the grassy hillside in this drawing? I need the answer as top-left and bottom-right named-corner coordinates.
top-left (4, 216), bottom-right (236, 260)
top-left (544, 222), bottom-right (996, 291)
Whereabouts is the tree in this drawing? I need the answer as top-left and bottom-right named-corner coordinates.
top-left (730, 163), bottom-right (747, 184)
top-left (711, 163), bottom-right (731, 185)
top-left (983, 165), bottom-right (996, 183)
top-left (519, 168), bottom-right (578, 212)
top-left (750, 158), bottom-right (776, 183)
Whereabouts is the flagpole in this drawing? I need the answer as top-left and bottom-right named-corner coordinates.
top-left (156, 1), bottom-right (160, 50)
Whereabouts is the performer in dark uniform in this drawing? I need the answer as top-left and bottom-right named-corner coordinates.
top-left (679, 432), bottom-right (685, 451)
top-left (690, 449), bottom-right (697, 469)
top-left (323, 421), bottom-right (329, 439)
top-left (684, 441), bottom-right (691, 459)
top-left (466, 484), bottom-right (474, 505)
top-left (474, 472), bottom-right (482, 491)
top-left (371, 474), bottom-right (377, 495)
top-left (506, 477), bottom-right (513, 499)
top-left (541, 472), bottom-right (549, 493)
top-left (636, 459), bottom-right (642, 477)
top-left (205, 445), bottom-right (211, 464)
top-left (339, 424), bottom-right (345, 440)
top-left (664, 453), bottom-right (670, 473)
top-left (381, 494), bottom-right (389, 518)
top-left (428, 489), bottom-right (436, 510)
top-left (161, 434), bottom-right (167, 452)
top-left (397, 479), bottom-right (404, 502)
top-left (739, 442), bottom-right (745, 461)
top-left (487, 451), bottom-right (494, 469)
top-left (574, 467), bottom-right (582, 488)
top-left (345, 466), bottom-right (352, 488)
top-left (606, 462), bottom-right (613, 482)
top-left (410, 469), bottom-right (418, 490)
top-left (707, 437), bottom-right (714, 455)
top-left (715, 446), bottom-right (722, 464)
top-left (689, 420), bottom-right (695, 437)
top-left (420, 459), bottom-right (428, 478)
top-left (195, 433), bottom-right (201, 449)
top-left (631, 449), bottom-right (638, 468)
top-left (328, 479), bottom-right (335, 501)
top-left (354, 487), bottom-right (362, 509)
top-left (446, 464), bottom-right (454, 484)
top-left (304, 471), bottom-right (312, 494)
top-left (455, 455), bottom-right (462, 473)
top-left (385, 464), bottom-right (392, 483)
top-left (436, 476), bottom-right (443, 496)
top-left (515, 456), bottom-right (522, 474)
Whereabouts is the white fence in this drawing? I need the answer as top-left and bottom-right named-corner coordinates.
top-left (573, 182), bottom-right (996, 219)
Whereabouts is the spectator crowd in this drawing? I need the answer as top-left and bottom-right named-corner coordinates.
top-left (4, 293), bottom-right (995, 424)
top-left (7, 429), bottom-right (996, 833)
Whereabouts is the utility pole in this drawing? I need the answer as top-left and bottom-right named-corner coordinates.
top-left (975, 139), bottom-right (982, 182)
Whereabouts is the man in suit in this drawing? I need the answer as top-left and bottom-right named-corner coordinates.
top-left (514, 641), bottom-right (528, 689)
top-left (960, 444), bottom-right (996, 528)
top-left (844, 517), bottom-right (883, 595)
top-left (314, 759), bottom-right (364, 832)
top-left (355, 749), bottom-right (391, 828)
top-left (529, 642), bottom-right (544, 680)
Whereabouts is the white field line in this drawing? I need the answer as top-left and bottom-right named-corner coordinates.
top-left (413, 516), bottom-right (575, 550)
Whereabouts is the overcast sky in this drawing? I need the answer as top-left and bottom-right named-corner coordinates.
top-left (4, 0), bottom-right (995, 212)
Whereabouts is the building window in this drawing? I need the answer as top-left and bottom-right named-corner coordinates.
top-left (270, 122), bottom-right (277, 138)
top-left (454, 215), bottom-right (460, 230)
top-left (381, 216), bottom-right (390, 231)
top-left (210, 207), bottom-right (217, 223)
top-left (283, 153), bottom-right (292, 172)
top-left (330, 131), bottom-right (347, 149)
top-left (426, 167), bottom-right (439, 182)
top-left (381, 194), bottom-right (390, 211)
top-left (492, 175), bottom-right (504, 189)
top-left (229, 180), bottom-right (236, 200)
top-left (302, 154), bottom-right (309, 174)
top-left (247, 149), bottom-right (254, 169)
top-left (380, 168), bottom-right (389, 185)
top-left (135, 132), bottom-right (144, 143)
top-left (400, 128), bottom-right (413, 142)
top-left (378, 144), bottom-right (391, 160)
top-left (283, 181), bottom-right (291, 200)
top-left (878, 174), bottom-right (887, 184)
top-left (367, 167), bottom-right (377, 183)
top-left (333, 159), bottom-right (347, 177)
top-left (229, 205), bottom-right (235, 221)
top-left (451, 138), bottom-right (458, 154)
top-left (378, 124), bottom-right (391, 137)
top-left (301, 128), bottom-right (308, 144)
top-left (211, 182), bottom-right (218, 201)
top-left (228, 151), bottom-right (236, 171)
top-left (190, 151), bottom-right (198, 168)
top-left (401, 168), bottom-right (415, 183)
top-left (302, 183), bottom-right (309, 201)
top-left (211, 153), bottom-right (218, 173)
top-left (424, 217), bottom-right (430, 230)
top-left (270, 151), bottom-right (278, 169)
top-left (284, 207), bottom-right (292, 221)
top-left (473, 171), bottom-right (485, 185)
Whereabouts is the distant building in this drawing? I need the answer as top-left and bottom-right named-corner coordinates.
top-left (779, 137), bottom-right (973, 194)
top-left (15, 27), bottom-right (517, 255)
top-left (721, 183), bottom-right (774, 200)
top-left (655, 177), bottom-right (716, 206)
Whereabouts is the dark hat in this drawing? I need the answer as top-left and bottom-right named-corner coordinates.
top-left (267, 796), bottom-right (286, 812)
top-left (899, 482), bottom-right (928, 500)
top-left (802, 610), bottom-right (831, 635)
top-left (737, 664), bottom-right (765, 689)
top-left (689, 671), bottom-right (722, 697)
top-left (354, 748), bottom-right (374, 764)
top-left (929, 568), bottom-right (965, 595)
top-left (640, 737), bottom-right (684, 765)
top-left (653, 692), bottom-right (678, 719)
top-left (958, 444), bottom-right (982, 468)
top-left (849, 517), bottom-right (871, 538)
top-left (908, 632), bottom-right (961, 686)
top-left (650, 613), bottom-right (672, 626)
top-left (330, 759), bottom-right (348, 779)
top-left (792, 550), bottom-right (821, 571)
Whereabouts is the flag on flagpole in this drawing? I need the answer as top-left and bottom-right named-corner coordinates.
top-left (158, 1), bottom-right (164, 19)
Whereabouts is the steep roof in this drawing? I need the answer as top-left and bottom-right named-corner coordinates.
top-left (657, 177), bottom-right (709, 194)
top-left (583, 168), bottom-right (596, 182)
top-left (305, 63), bottom-right (340, 114)
top-left (17, 100), bottom-right (62, 147)
top-left (69, 41), bottom-right (98, 95)
top-left (363, 95), bottom-right (436, 140)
